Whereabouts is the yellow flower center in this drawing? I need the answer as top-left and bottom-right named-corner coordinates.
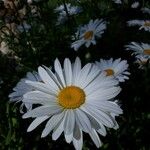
top-left (144, 49), bottom-right (150, 55)
top-left (84, 31), bottom-right (94, 40)
top-left (144, 21), bottom-right (150, 27)
top-left (104, 68), bottom-right (115, 76)
top-left (58, 86), bottom-right (86, 109)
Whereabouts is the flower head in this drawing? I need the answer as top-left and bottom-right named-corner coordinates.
top-left (55, 3), bottom-right (82, 24)
top-left (112, 0), bottom-right (122, 4)
top-left (125, 42), bottom-right (150, 59)
top-left (141, 7), bottom-right (150, 15)
top-left (134, 55), bottom-right (149, 69)
top-left (127, 20), bottom-right (150, 32)
top-left (131, 2), bottom-right (139, 9)
top-left (22, 57), bottom-right (122, 150)
top-left (9, 71), bottom-right (41, 113)
top-left (17, 21), bottom-right (31, 33)
top-left (95, 58), bottom-right (130, 82)
top-left (71, 19), bottom-right (106, 51)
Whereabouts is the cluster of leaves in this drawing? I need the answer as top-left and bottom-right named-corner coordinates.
top-left (0, 0), bottom-right (150, 149)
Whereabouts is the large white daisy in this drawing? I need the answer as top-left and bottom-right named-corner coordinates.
top-left (9, 71), bottom-right (41, 113)
top-left (22, 57), bottom-right (122, 150)
top-left (71, 19), bottom-right (106, 51)
top-left (127, 19), bottom-right (150, 32)
top-left (95, 58), bottom-right (130, 82)
top-left (125, 42), bottom-right (150, 59)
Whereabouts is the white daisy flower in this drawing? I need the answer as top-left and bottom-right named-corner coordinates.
top-left (127, 19), bottom-right (150, 32)
top-left (112, 0), bottom-right (122, 4)
top-left (22, 57), bottom-right (122, 150)
top-left (125, 42), bottom-right (150, 59)
top-left (141, 7), bottom-right (150, 14)
top-left (71, 19), bottom-right (106, 51)
top-left (17, 21), bottom-right (31, 33)
top-left (131, 2), bottom-right (139, 8)
top-left (95, 58), bottom-right (130, 82)
top-left (134, 55), bottom-right (149, 69)
top-left (9, 71), bottom-right (41, 113)
top-left (55, 3), bottom-right (82, 24)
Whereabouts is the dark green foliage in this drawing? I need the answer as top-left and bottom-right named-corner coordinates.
top-left (0, 0), bottom-right (150, 149)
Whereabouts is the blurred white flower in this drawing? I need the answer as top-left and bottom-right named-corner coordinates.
top-left (134, 55), bottom-right (149, 69)
top-left (17, 21), bottom-right (31, 33)
top-left (55, 3), bottom-right (82, 24)
top-left (95, 58), bottom-right (130, 82)
top-left (22, 57), bottom-right (122, 150)
top-left (127, 20), bottom-right (150, 32)
top-left (112, 0), bottom-right (122, 4)
top-left (71, 19), bottom-right (106, 51)
top-left (131, 2), bottom-right (139, 8)
top-left (9, 71), bottom-right (41, 113)
top-left (125, 42), bottom-right (150, 59)
top-left (0, 41), bottom-right (11, 55)
top-left (141, 7), bottom-right (150, 14)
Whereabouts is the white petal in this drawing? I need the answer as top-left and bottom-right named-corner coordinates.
top-left (73, 131), bottom-right (83, 150)
top-left (84, 112), bottom-right (107, 136)
top-left (72, 57), bottom-right (81, 84)
top-left (81, 105), bottom-right (115, 128)
top-left (23, 91), bottom-right (56, 105)
top-left (22, 105), bottom-right (62, 118)
top-left (25, 81), bottom-right (56, 96)
top-left (27, 116), bottom-right (49, 132)
top-left (89, 129), bottom-right (102, 148)
top-left (52, 119), bottom-right (64, 140)
top-left (64, 58), bottom-right (72, 86)
top-left (41, 112), bottom-right (64, 137)
top-left (43, 66), bottom-right (63, 89)
top-left (97, 123), bottom-right (107, 136)
top-left (65, 133), bottom-right (73, 143)
top-left (75, 109), bottom-right (92, 133)
top-left (38, 67), bottom-right (59, 93)
top-left (87, 101), bottom-right (123, 115)
top-left (81, 65), bottom-right (101, 88)
top-left (73, 123), bottom-right (81, 140)
top-left (54, 58), bottom-right (66, 87)
top-left (75, 63), bottom-right (92, 86)
top-left (87, 86), bottom-right (121, 101)
top-left (64, 110), bottom-right (75, 135)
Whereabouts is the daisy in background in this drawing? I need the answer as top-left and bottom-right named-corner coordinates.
top-left (127, 19), bottom-right (150, 32)
top-left (22, 57), bottom-right (122, 150)
top-left (54, 3), bottom-right (82, 24)
top-left (95, 58), bottom-right (130, 82)
top-left (71, 19), bottom-right (106, 51)
top-left (9, 71), bottom-right (41, 113)
top-left (125, 42), bottom-right (150, 59)
top-left (134, 55), bottom-right (150, 69)
top-left (17, 21), bottom-right (31, 33)
top-left (112, 0), bottom-right (139, 8)
top-left (112, 0), bottom-right (122, 4)
top-left (131, 2), bottom-right (139, 9)
top-left (141, 7), bottom-right (150, 14)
